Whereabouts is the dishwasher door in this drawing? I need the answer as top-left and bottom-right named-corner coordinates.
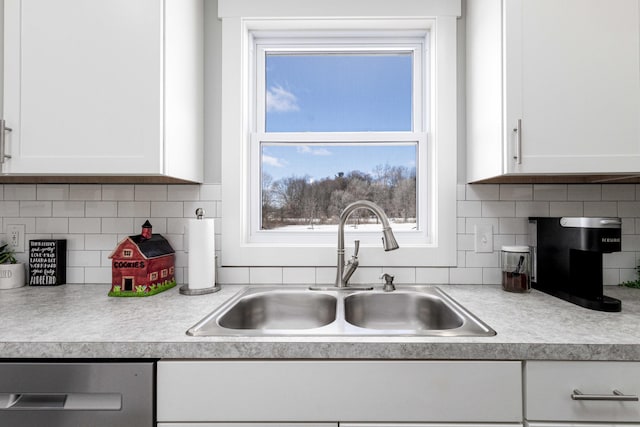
top-left (0, 362), bottom-right (154, 427)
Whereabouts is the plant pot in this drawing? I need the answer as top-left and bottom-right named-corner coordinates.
top-left (0, 263), bottom-right (26, 290)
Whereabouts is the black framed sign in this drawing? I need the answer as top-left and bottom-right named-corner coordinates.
top-left (29, 239), bottom-right (67, 286)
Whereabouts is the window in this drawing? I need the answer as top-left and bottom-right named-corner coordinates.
top-left (253, 34), bottom-right (426, 243)
top-left (150, 272), bottom-right (158, 281)
top-left (161, 269), bottom-right (168, 279)
top-left (220, 0), bottom-right (459, 267)
top-left (122, 249), bottom-right (133, 258)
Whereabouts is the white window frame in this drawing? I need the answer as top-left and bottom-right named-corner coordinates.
top-left (220, 0), bottom-right (459, 267)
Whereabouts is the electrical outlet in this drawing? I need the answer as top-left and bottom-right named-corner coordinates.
top-left (474, 224), bottom-right (493, 253)
top-left (6, 224), bottom-right (26, 253)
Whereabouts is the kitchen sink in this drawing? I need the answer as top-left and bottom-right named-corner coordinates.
top-left (218, 291), bottom-right (337, 330)
top-left (187, 286), bottom-right (496, 337)
top-left (344, 292), bottom-right (464, 330)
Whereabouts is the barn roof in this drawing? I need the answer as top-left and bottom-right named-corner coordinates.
top-left (129, 234), bottom-right (175, 259)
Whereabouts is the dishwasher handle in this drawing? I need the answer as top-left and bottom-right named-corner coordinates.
top-left (0, 393), bottom-right (122, 411)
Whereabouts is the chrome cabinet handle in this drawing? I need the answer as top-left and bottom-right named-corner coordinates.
top-left (571, 389), bottom-right (639, 402)
top-left (513, 119), bottom-right (522, 165)
top-left (0, 119), bottom-right (12, 164)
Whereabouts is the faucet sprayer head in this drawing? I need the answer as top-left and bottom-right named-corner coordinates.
top-left (382, 227), bottom-right (399, 251)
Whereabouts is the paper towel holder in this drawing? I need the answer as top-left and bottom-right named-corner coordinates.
top-left (179, 208), bottom-right (222, 296)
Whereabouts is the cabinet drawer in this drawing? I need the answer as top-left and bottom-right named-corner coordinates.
top-left (158, 361), bottom-right (522, 423)
top-left (525, 361), bottom-right (640, 422)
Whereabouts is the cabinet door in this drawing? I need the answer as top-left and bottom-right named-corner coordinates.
top-left (526, 361), bottom-right (640, 422)
top-left (157, 361), bottom-right (523, 423)
top-left (3, 0), bottom-right (163, 174)
top-left (505, 0), bottom-right (640, 174)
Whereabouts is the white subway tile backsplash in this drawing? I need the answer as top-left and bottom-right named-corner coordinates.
top-left (449, 267), bottom-right (483, 284)
top-left (458, 200), bottom-right (482, 218)
top-left (36, 218), bottom-right (68, 233)
top-left (467, 184), bottom-right (499, 201)
top-left (500, 185), bottom-right (532, 200)
top-left (65, 267), bottom-right (85, 284)
top-left (217, 266), bottom-right (250, 284)
top-left (20, 201), bottom-right (52, 217)
top-left (482, 268), bottom-right (501, 285)
top-left (86, 201), bottom-right (118, 217)
top-left (415, 267), bottom-right (449, 284)
top-left (603, 268), bottom-right (620, 286)
top-left (37, 184), bottom-right (70, 200)
top-left (69, 218), bottom-right (101, 234)
top-left (466, 251), bottom-right (500, 268)
top-left (604, 251), bottom-right (636, 268)
top-left (102, 185), bottom-right (134, 201)
top-left (151, 201), bottom-right (184, 218)
top-left (52, 234), bottom-right (85, 250)
top-left (621, 218), bottom-right (636, 234)
top-left (584, 201), bottom-right (618, 217)
top-left (85, 267), bottom-right (112, 284)
top-left (549, 201), bottom-right (583, 217)
top-left (53, 201), bottom-right (85, 217)
top-left (533, 184), bottom-right (567, 201)
top-left (85, 234), bottom-right (118, 250)
top-left (117, 201), bottom-right (151, 217)
top-left (482, 201), bottom-right (515, 217)
top-left (168, 185), bottom-right (200, 201)
top-left (315, 267), bottom-right (335, 284)
top-left (602, 184), bottom-right (636, 201)
top-left (101, 218), bottom-right (134, 234)
top-left (618, 201), bottom-right (640, 217)
top-left (134, 185), bottom-right (167, 201)
top-left (0, 202), bottom-right (20, 217)
top-left (249, 267), bottom-right (283, 284)
top-left (515, 201), bottom-right (550, 217)
top-left (349, 267), bottom-right (383, 284)
top-left (167, 218), bottom-right (189, 234)
top-left (4, 184), bottom-right (36, 200)
top-left (499, 217), bottom-right (528, 234)
top-left (1, 182), bottom-right (639, 287)
top-left (568, 184), bottom-right (601, 201)
top-left (457, 201), bottom-right (481, 218)
top-left (68, 250), bottom-right (102, 267)
top-left (69, 185), bottom-right (102, 201)
top-left (457, 234), bottom-right (474, 251)
top-left (282, 267), bottom-right (316, 284)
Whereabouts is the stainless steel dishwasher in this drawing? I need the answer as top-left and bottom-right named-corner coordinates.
top-left (0, 361), bottom-right (154, 426)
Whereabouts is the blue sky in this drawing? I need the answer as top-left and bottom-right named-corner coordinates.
top-left (263, 53), bottom-right (414, 181)
top-left (265, 53), bottom-right (412, 132)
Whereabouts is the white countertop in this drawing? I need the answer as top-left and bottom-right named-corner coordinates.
top-left (1, 284), bottom-right (639, 360)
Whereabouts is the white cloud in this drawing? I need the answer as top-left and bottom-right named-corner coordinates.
top-left (266, 85), bottom-right (300, 113)
top-left (296, 145), bottom-right (332, 156)
top-left (262, 154), bottom-right (287, 168)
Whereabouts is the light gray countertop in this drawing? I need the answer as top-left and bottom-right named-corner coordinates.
top-left (1, 284), bottom-right (639, 360)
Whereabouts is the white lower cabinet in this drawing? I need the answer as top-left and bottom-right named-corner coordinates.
top-left (525, 362), bottom-right (640, 423)
top-left (157, 361), bottom-right (522, 424)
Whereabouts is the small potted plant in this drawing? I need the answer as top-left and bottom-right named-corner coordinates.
top-left (0, 243), bottom-right (26, 290)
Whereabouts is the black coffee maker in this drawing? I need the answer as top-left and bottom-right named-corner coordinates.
top-left (528, 217), bottom-right (622, 312)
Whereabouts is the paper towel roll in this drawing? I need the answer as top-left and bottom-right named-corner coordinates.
top-left (187, 218), bottom-right (216, 290)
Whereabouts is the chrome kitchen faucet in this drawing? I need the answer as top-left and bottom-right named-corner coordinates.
top-left (311, 200), bottom-right (399, 291)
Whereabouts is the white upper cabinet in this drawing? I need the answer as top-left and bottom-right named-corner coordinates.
top-left (466, 0), bottom-right (640, 182)
top-left (2, 0), bottom-right (203, 182)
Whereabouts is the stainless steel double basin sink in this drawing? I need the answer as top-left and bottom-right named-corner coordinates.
top-left (187, 286), bottom-right (496, 337)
